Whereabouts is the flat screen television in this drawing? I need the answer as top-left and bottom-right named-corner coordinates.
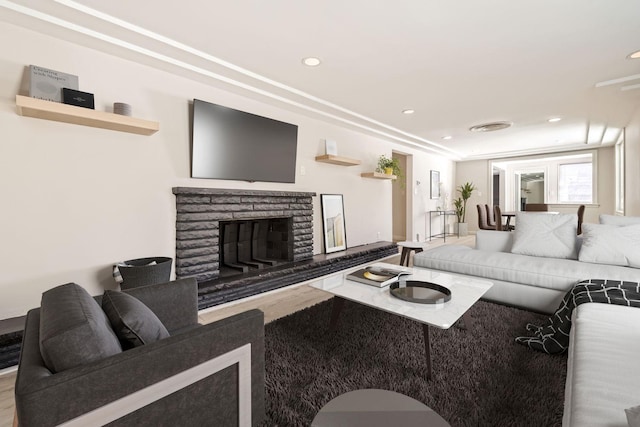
top-left (191, 99), bottom-right (298, 183)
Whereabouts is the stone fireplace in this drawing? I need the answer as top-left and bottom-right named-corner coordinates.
top-left (172, 187), bottom-right (315, 282)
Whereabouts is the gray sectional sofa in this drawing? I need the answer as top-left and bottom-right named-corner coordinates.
top-left (14, 278), bottom-right (265, 426)
top-left (414, 212), bottom-right (640, 427)
top-left (414, 230), bottom-right (640, 314)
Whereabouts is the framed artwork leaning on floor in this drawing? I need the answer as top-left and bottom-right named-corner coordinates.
top-left (321, 194), bottom-right (347, 253)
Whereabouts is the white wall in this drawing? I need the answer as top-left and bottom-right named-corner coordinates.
top-left (0, 22), bottom-right (453, 319)
top-left (455, 160), bottom-right (489, 231)
top-left (626, 109), bottom-right (640, 216)
top-left (413, 155), bottom-right (456, 240)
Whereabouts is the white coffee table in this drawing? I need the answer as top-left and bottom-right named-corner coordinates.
top-left (309, 262), bottom-right (493, 380)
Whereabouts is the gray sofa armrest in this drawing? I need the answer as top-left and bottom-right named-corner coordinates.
top-left (15, 308), bottom-right (265, 427)
top-left (124, 277), bottom-right (199, 332)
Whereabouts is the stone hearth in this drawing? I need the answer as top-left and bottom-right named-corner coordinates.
top-left (197, 241), bottom-right (399, 309)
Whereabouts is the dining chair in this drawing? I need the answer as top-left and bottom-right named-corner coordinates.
top-left (485, 204), bottom-right (496, 228)
top-left (494, 205), bottom-right (514, 231)
top-left (524, 203), bottom-right (549, 211)
top-left (477, 204), bottom-right (494, 230)
top-left (577, 205), bottom-right (585, 235)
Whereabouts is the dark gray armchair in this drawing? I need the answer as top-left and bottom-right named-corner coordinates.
top-left (14, 278), bottom-right (265, 426)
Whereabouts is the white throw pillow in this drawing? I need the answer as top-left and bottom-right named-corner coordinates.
top-left (511, 212), bottom-right (578, 259)
top-left (579, 223), bottom-right (640, 268)
top-left (599, 214), bottom-right (640, 226)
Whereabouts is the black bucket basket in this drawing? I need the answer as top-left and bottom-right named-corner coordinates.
top-left (118, 257), bottom-right (172, 290)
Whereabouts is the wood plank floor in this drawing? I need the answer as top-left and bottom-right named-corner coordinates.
top-left (0, 235), bottom-right (474, 426)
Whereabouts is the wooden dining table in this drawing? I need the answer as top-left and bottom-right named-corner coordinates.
top-left (501, 211), bottom-right (517, 229)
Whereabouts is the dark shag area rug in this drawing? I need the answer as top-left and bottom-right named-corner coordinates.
top-left (260, 298), bottom-right (567, 427)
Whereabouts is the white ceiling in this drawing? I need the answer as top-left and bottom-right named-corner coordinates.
top-left (3, 0), bottom-right (640, 160)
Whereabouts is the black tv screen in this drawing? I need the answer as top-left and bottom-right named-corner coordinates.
top-left (191, 99), bottom-right (298, 183)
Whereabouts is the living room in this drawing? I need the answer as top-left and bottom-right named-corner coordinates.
top-left (1, 2), bottom-right (640, 426)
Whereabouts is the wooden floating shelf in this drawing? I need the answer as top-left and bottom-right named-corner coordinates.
top-left (15, 95), bottom-right (159, 136)
top-left (361, 172), bottom-right (397, 180)
top-left (314, 154), bottom-right (361, 166)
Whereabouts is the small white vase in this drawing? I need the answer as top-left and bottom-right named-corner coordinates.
top-left (457, 222), bottom-right (468, 237)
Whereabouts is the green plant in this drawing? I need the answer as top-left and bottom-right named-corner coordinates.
top-left (375, 154), bottom-right (404, 183)
top-left (456, 182), bottom-right (476, 223)
top-left (376, 155), bottom-right (399, 174)
top-left (453, 198), bottom-right (464, 222)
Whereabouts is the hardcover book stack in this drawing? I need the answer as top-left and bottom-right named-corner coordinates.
top-left (29, 65), bottom-right (78, 103)
top-left (346, 265), bottom-right (411, 288)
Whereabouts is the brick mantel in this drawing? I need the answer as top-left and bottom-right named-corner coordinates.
top-left (172, 187), bottom-right (316, 282)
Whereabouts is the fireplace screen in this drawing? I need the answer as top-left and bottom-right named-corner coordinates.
top-left (219, 218), bottom-right (293, 276)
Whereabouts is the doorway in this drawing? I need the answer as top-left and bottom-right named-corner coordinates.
top-left (392, 152), bottom-right (409, 242)
top-left (518, 171), bottom-right (545, 211)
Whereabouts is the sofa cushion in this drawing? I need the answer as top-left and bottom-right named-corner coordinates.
top-left (475, 229), bottom-right (513, 252)
top-left (579, 223), bottom-right (640, 268)
top-left (511, 212), bottom-right (578, 259)
top-left (563, 303), bottom-right (640, 427)
top-left (413, 245), bottom-right (640, 292)
top-left (599, 214), bottom-right (640, 226)
top-left (39, 283), bottom-right (122, 373)
top-left (102, 290), bottom-right (170, 349)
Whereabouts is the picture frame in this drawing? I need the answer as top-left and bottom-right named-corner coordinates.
top-left (430, 170), bottom-right (440, 199)
top-left (324, 139), bottom-right (338, 155)
top-left (320, 194), bottom-right (347, 253)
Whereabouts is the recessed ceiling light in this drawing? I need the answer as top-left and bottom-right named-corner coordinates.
top-left (627, 50), bottom-right (640, 59)
top-left (442, 135), bottom-right (452, 140)
top-left (548, 117), bottom-right (562, 123)
top-left (302, 57), bottom-right (321, 67)
top-left (402, 109), bottom-right (415, 115)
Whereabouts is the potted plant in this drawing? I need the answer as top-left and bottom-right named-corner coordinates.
top-left (455, 182), bottom-right (476, 236)
top-left (453, 198), bottom-right (463, 222)
top-left (376, 155), bottom-right (401, 177)
top-left (375, 155), bottom-right (404, 188)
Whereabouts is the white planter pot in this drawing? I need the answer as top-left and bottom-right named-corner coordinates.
top-left (456, 222), bottom-right (468, 237)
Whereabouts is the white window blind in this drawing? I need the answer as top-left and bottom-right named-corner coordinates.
top-left (558, 162), bottom-right (592, 203)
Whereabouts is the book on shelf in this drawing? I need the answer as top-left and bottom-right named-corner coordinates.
top-left (29, 65), bottom-right (79, 103)
top-left (324, 139), bottom-right (338, 155)
top-left (346, 265), bottom-right (412, 288)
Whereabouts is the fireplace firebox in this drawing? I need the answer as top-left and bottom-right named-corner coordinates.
top-left (173, 188), bottom-right (315, 282)
top-left (219, 217), bottom-right (293, 277)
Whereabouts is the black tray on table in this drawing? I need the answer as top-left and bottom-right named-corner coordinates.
top-left (389, 280), bottom-right (451, 304)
